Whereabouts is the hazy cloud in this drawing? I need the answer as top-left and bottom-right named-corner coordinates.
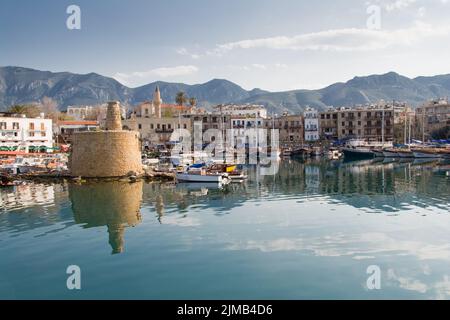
top-left (213, 22), bottom-right (450, 53)
top-left (114, 65), bottom-right (199, 86)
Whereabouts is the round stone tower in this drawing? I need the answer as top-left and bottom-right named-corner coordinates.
top-left (69, 101), bottom-right (143, 178)
top-left (105, 101), bottom-right (122, 130)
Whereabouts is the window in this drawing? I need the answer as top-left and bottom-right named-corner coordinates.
top-left (358, 121), bottom-right (361, 126)
top-left (321, 114), bottom-right (325, 119)
top-left (326, 114), bottom-right (331, 119)
top-left (13, 122), bottom-right (19, 130)
top-left (157, 124), bottom-right (160, 129)
top-left (138, 124), bottom-right (142, 130)
top-left (145, 109), bottom-right (149, 115)
top-left (41, 123), bottom-right (45, 131)
top-left (168, 124), bottom-right (172, 129)
top-left (0, 122), bottom-right (6, 130)
top-left (183, 124), bottom-right (187, 129)
top-left (29, 123), bottom-right (35, 130)
top-left (150, 124), bottom-right (154, 129)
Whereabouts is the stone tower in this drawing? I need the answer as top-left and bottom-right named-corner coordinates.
top-left (70, 101), bottom-right (143, 178)
top-left (105, 101), bottom-right (122, 131)
top-left (153, 86), bottom-right (162, 118)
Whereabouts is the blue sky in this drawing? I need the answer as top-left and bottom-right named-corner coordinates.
top-left (1, 0), bottom-right (450, 91)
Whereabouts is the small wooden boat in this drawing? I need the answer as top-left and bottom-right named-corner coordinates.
top-left (328, 149), bottom-right (342, 160)
top-left (282, 149), bottom-right (292, 157)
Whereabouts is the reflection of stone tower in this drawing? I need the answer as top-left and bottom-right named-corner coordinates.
top-left (70, 181), bottom-right (143, 254)
top-left (153, 86), bottom-right (162, 118)
top-left (70, 101), bottom-right (143, 177)
top-left (155, 195), bottom-right (165, 224)
top-left (105, 101), bottom-right (122, 131)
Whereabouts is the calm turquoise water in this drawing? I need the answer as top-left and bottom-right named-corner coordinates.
top-left (1, 158), bottom-right (449, 299)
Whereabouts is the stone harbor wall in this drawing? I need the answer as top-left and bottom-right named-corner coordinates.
top-left (70, 131), bottom-right (143, 178)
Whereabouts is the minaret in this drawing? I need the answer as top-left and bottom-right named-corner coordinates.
top-left (153, 86), bottom-right (162, 118)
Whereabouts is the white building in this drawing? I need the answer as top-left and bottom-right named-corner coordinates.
top-left (304, 107), bottom-right (319, 142)
top-left (67, 104), bottom-right (127, 123)
top-left (0, 113), bottom-right (53, 152)
top-left (214, 104), bottom-right (268, 119)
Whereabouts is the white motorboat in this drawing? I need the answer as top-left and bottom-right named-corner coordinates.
top-left (176, 169), bottom-right (230, 184)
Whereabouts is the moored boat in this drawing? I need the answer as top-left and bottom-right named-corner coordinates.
top-left (175, 170), bottom-right (230, 183)
top-left (411, 148), bottom-right (442, 159)
top-left (342, 147), bottom-right (374, 160)
top-left (372, 149), bottom-right (384, 158)
top-left (382, 149), bottom-right (400, 158)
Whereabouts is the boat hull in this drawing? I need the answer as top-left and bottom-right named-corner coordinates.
top-left (382, 151), bottom-right (399, 158)
top-left (342, 148), bottom-right (374, 160)
top-left (176, 172), bottom-right (228, 183)
top-left (413, 152), bottom-right (442, 159)
top-left (397, 151), bottom-right (414, 158)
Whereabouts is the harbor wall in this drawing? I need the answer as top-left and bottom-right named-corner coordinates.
top-left (70, 131), bottom-right (143, 178)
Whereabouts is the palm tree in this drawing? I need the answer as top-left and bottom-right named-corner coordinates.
top-left (7, 104), bottom-right (40, 117)
top-left (189, 97), bottom-right (197, 108)
top-left (8, 105), bottom-right (28, 114)
top-left (175, 91), bottom-right (188, 106)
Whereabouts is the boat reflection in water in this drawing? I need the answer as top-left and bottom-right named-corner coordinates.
top-left (69, 181), bottom-right (143, 254)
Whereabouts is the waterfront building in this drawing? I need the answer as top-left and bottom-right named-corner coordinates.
top-left (265, 114), bottom-right (304, 147)
top-left (319, 108), bottom-right (339, 140)
top-left (0, 113), bottom-right (53, 153)
top-left (416, 98), bottom-right (450, 140)
top-left (304, 107), bottom-right (320, 142)
top-left (318, 104), bottom-right (396, 143)
top-left (55, 120), bottom-right (100, 144)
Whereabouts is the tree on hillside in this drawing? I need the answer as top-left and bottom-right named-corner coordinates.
top-left (38, 96), bottom-right (59, 121)
top-left (175, 91), bottom-right (188, 106)
top-left (189, 97), bottom-right (197, 108)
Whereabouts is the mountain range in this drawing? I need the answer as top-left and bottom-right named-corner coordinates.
top-left (1, 66), bottom-right (450, 114)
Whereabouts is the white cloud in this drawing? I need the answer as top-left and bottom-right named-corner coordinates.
top-left (114, 65), bottom-right (199, 86)
top-left (176, 47), bottom-right (201, 59)
top-left (212, 22), bottom-right (450, 53)
top-left (384, 0), bottom-right (417, 12)
top-left (251, 63), bottom-right (267, 70)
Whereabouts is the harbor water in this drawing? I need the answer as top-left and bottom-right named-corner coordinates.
top-left (0, 158), bottom-right (449, 299)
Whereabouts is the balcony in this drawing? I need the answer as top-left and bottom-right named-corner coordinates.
top-left (155, 128), bottom-right (174, 134)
